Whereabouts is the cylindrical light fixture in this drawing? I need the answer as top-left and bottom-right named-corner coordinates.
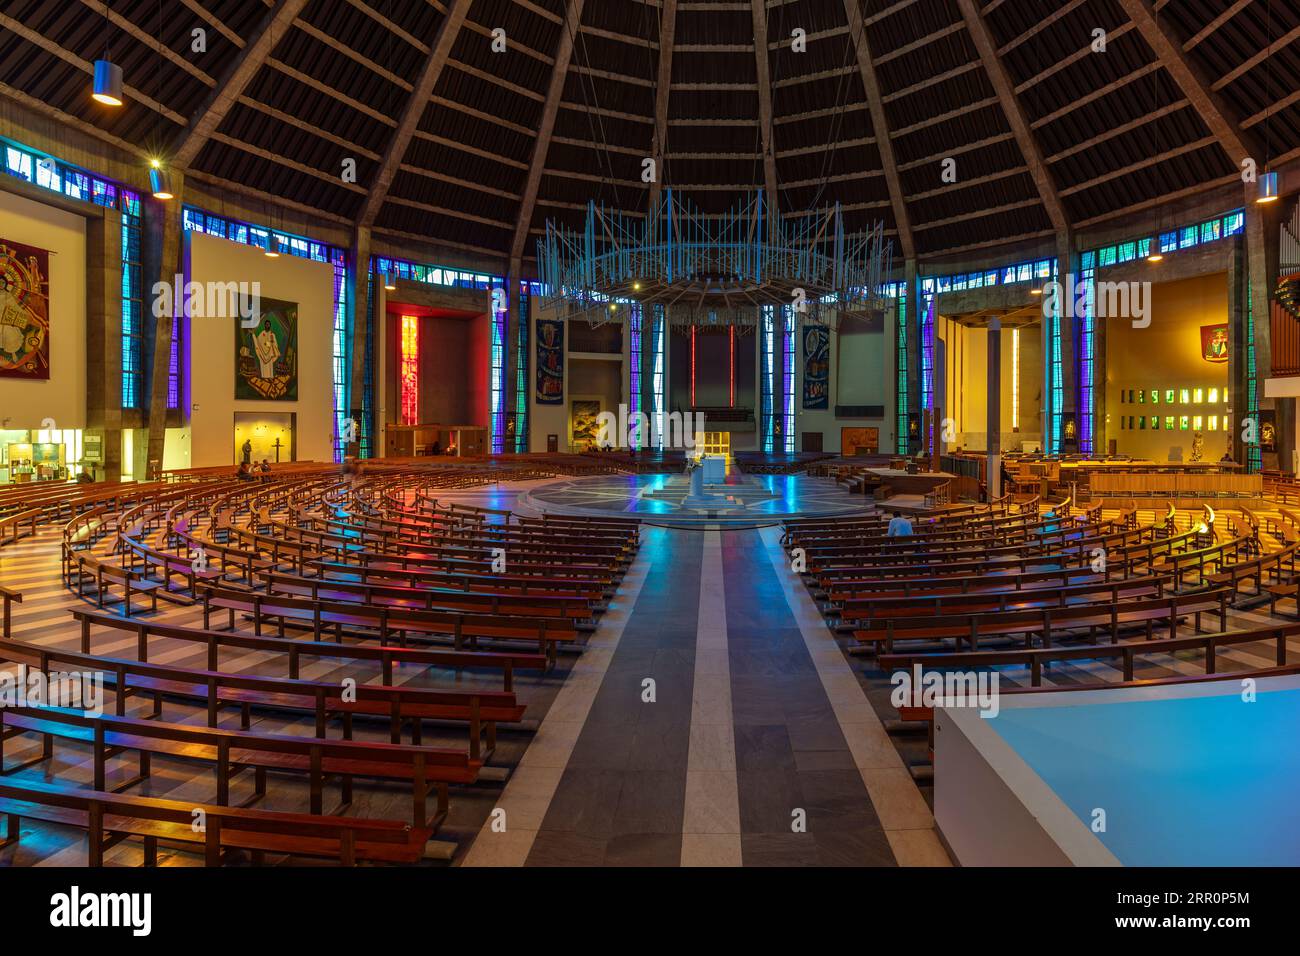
top-left (148, 164), bottom-right (173, 200)
top-left (92, 59), bottom-right (123, 106)
top-left (264, 234), bottom-right (282, 258)
top-left (382, 272), bottom-right (396, 291)
top-left (1258, 171), bottom-right (1279, 204)
top-left (1147, 235), bottom-right (1163, 262)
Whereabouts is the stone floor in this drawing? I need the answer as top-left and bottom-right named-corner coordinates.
top-left (461, 524), bottom-right (949, 867)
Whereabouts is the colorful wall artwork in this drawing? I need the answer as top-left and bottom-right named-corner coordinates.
top-left (235, 298), bottom-right (299, 400)
top-left (535, 318), bottom-right (564, 404)
top-left (0, 238), bottom-right (51, 380)
top-left (802, 324), bottom-right (829, 409)
top-left (1201, 324), bottom-right (1229, 363)
top-left (570, 399), bottom-right (601, 449)
top-left (841, 426), bottom-right (879, 455)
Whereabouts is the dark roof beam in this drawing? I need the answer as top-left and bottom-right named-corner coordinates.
top-left (957, 0), bottom-right (1068, 233)
top-left (175, 0), bottom-right (311, 167)
top-left (844, 0), bottom-right (915, 259)
top-left (1116, 0), bottom-right (1259, 165)
top-left (510, 0), bottom-right (587, 262)
top-left (750, 0), bottom-right (780, 221)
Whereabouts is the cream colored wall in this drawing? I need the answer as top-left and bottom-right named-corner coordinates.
top-left (1104, 272), bottom-right (1229, 461)
top-left (186, 231), bottom-right (335, 467)
top-left (0, 189), bottom-right (86, 428)
top-left (792, 311), bottom-right (894, 453)
top-left (529, 300), bottom-right (568, 451)
top-left (937, 318), bottom-right (1041, 452)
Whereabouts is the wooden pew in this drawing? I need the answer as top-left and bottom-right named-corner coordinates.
top-left (0, 639), bottom-right (523, 758)
top-left (197, 584), bottom-right (580, 665)
top-left (853, 589), bottom-right (1231, 653)
top-left (0, 705), bottom-right (476, 830)
top-left (0, 778), bottom-right (433, 866)
top-left (72, 608), bottom-right (549, 690)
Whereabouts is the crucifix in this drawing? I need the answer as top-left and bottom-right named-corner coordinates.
top-left (272, 437), bottom-right (284, 463)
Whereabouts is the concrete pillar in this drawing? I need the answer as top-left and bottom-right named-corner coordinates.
top-left (1228, 236), bottom-right (1248, 465)
top-left (144, 172), bottom-right (183, 480)
top-left (1245, 182), bottom-right (1281, 469)
top-left (86, 206), bottom-right (123, 482)
top-left (987, 317), bottom-right (1002, 498)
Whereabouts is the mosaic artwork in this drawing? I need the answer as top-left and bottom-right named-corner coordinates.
top-left (1201, 324), bottom-right (1229, 364)
top-left (0, 237), bottom-right (50, 380)
top-left (803, 324), bottom-right (829, 409)
top-left (535, 317), bottom-right (564, 404)
top-left (235, 298), bottom-right (298, 401)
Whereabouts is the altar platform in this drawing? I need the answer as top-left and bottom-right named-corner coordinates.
top-left (517, 470), bottom-right (877, 529)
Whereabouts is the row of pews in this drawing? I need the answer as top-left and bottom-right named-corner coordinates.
top-left (783, 492), bottom-right (1300, 778)
top-left (0, 460), bottom-right (640, 866)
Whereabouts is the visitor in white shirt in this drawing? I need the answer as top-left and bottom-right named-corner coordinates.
top-left (886, 511), bottom-right (913, 537)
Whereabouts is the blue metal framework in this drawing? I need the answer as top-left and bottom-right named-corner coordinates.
top-left (536, 191), bottom-right (893, 328)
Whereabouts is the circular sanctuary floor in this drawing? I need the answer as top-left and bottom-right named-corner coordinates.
top-left (518, 471), bottom-right (877, 528)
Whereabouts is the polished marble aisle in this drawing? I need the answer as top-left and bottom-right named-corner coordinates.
top-left (463, 525), bottom-right (949, 867)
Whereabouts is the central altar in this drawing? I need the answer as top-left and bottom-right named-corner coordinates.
top-left (681, 455), bottom-right (729, 509)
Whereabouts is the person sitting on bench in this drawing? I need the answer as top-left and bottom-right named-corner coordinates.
top-left (886, 511), bottom-right (913, 537)
top-left (75, 467), bottom-right (95, 484)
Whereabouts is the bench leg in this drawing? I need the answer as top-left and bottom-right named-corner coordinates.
top-left (143, 835), bottom-right (158, 867)
top-left (204, 824), bottom-right (222, 867)
top-left (0, 813), bottom-right (19, 849)
top-left (87, 803), bottom-right (104, 866)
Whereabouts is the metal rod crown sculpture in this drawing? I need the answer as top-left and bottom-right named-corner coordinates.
top-left (536, 190), bottom-right (894, 330)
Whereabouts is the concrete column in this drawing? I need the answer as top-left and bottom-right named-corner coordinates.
top-left (144, 172), bottom-right (183, 480)
top-left (1228, 236), bottom-right (1247, 465)
top-left (987, 317), bottom-right (1002, 498)
top-left (347, 226), bottom-right (371, 457)
top-left (1245, 183), bottom-right (1281, 469)
top-left (86, 206), bottom-right (123, 482)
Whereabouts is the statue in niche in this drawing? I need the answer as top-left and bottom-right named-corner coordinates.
top-left (1190, 431), bottom-right (1204, 463)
